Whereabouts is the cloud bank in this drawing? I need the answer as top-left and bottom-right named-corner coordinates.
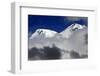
top-left (28, 45), bottom-right (87, 60)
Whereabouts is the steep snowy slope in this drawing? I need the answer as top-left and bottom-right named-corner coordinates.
top-left (60, 23), bottom-right (86, 38)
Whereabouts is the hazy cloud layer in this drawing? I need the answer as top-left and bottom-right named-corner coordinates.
top-left (28, 45), bottom-right (87, 60)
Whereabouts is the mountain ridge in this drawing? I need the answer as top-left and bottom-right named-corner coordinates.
top-left (29, 23), bottom-right (86, 39)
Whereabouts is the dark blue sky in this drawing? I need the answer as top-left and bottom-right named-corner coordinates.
top-left (28, 15), bottom-right (88, 36)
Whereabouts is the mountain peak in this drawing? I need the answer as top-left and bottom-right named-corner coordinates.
top-left (29, 29), bottom-right (57, 39)
top-left (60, 23), bottom-right (86, 38)
top-left (68, 23), bottom-right (86, 31)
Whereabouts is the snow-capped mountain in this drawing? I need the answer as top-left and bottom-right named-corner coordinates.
top-left (30, 23), bottom-right (86, 39)
top-left (60, 23), bottom-right (86, 38)
top-left (28, 23), bottom-right (88, 59)
top-left (68, 23), bottom-right (86, 30)
top-left (29, 29), bottom-right (57, 39)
